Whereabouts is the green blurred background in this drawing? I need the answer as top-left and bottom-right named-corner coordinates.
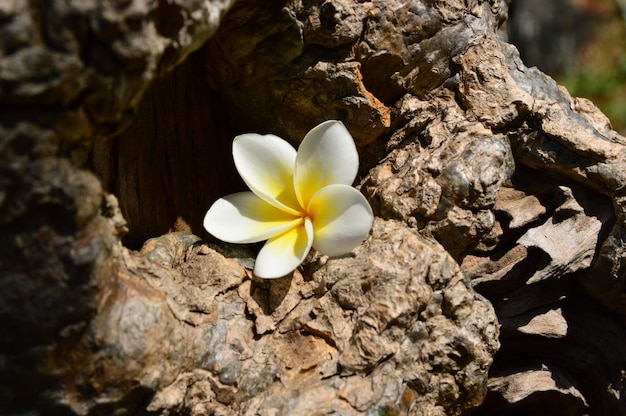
top-left (507, 0), bottom-right (626, 135)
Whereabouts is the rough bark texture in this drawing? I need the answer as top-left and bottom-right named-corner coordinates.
top-left (2, 0), bottom-right (626, 415)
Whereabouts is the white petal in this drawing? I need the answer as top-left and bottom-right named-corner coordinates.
top-left (233, 133), bottom-right (301, 215)
top-left (294, 120), bottom-right (359, 209)
top-left (203, 192), bottom-right (301, 244)
top-left (253, 218), bottom-right (314, 279)
top-left (308, 184), bottom-right (373, 257)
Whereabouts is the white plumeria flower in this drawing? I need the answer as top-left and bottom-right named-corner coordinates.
top-left (203, 120), bottom-right (374, 279)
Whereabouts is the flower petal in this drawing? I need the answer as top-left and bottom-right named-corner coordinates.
top-left (308, 184), bottom-right (373, 257)
top-left (233, 133), bottom-right (301, 215)
top-left (294, 120), bottom-right (359, 209)
top-left (203, 192), bottom-right (301, 244)
top-left (253, 218), bottom-right (314, 279)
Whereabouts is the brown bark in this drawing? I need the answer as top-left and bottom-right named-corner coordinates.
top-left (1, 0), bottom-right (626, 415)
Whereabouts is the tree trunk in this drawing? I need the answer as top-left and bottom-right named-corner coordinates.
top-left (1, 0), bottom-right (625, 415)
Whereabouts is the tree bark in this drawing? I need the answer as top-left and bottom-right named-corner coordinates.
top-left (1, 0), bottom-right (625, 415)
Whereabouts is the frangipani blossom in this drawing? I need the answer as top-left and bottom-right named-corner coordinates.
top-left (203, 120), bottom-right (374, 279)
